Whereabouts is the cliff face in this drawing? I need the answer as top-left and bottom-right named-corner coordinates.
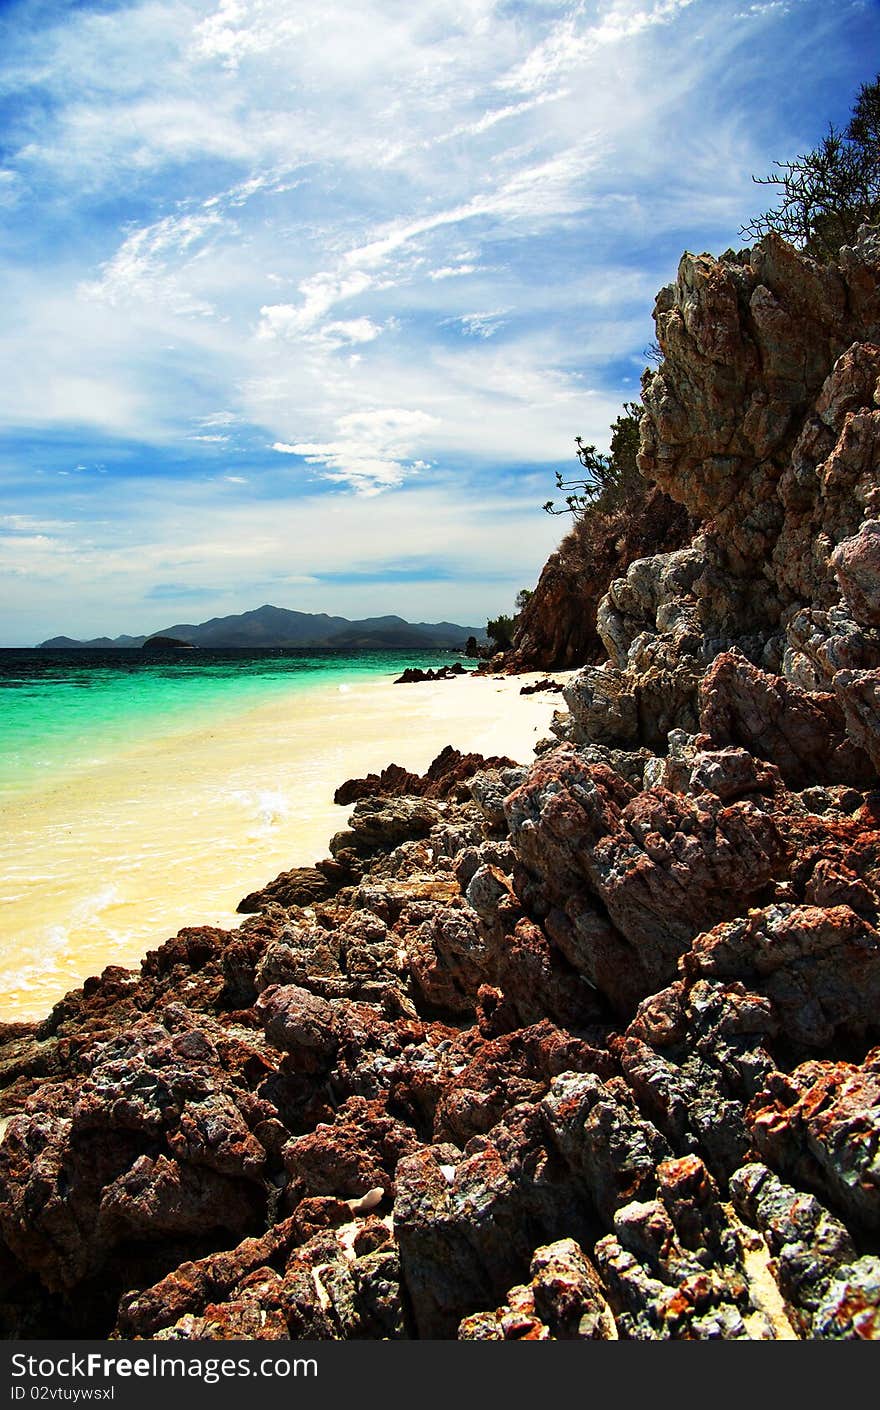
top-left (505, 487), bottom-right (695, 671)
top-left (2, 232), bottom-right (880, 1342)
top-left (510, 228), bottom-right (880, 681)
top-left (550, 228), bottom-right (880, 773)
top-left (637, 229), bottom-right (880, 658)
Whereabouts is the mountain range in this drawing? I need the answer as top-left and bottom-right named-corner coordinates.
top-left (37, 603), bottom-right (486, 651)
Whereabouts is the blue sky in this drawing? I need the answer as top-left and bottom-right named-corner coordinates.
top-left (1, 0), bottom-right (878, 644)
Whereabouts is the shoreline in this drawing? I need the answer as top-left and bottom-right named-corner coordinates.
top-left (0, 668), bottom-right (569, 1022)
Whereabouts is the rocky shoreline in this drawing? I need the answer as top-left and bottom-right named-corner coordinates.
top-left (2, 228), bottom-right (880, 1340)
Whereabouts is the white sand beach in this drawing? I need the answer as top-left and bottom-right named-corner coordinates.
top-left (0, 670), bottom-right (570, 1022)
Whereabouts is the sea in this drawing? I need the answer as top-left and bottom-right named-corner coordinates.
top-left (0, 647), bottom-right (470, 802)
top-left (0, 646), bottom-right (472, 1022)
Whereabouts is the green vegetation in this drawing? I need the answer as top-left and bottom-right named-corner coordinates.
top-left (485, 590), bottom-right (535, 653)
top-left (485, 613), bottom-right (516, 652)
top-left (543, 401), bottom-right (644, 519)
top-left (742, 73), bottom-right (880, 262)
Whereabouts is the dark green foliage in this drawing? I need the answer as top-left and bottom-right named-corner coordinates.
top-left (486, 613), bottom-right (516, 651)
top-left (741, 74), bottom-right (880, 262)
top-left (543, 401), bottom-right (644, 518)
top-left (486, 588), bottom-right (535, 652)
top-left (848, 73), bottom-right (880, 153)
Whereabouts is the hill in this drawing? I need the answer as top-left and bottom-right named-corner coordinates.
top-left (37, 604), bottom-right (486, 651)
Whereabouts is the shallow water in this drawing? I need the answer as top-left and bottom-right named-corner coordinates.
top-left (0, 647), bottom-right (476, 1021)
top-left (0, 647), bottom-right (458, 802)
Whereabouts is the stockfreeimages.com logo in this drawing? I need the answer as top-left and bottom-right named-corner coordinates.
top-left (10, 1353), bottom-right (317, 1391)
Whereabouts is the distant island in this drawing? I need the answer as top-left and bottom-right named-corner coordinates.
top-left (142, 635), bottom-right (196, 651)
top-left (37, 603), bottom-right (487, 652)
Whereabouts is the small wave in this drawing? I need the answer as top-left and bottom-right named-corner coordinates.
top-left (226, 787), bottom-right (292, 833)
top-left (70, 883), bottom-right (121, 924)
top-left (5, 922), bottom-right (69, 991)
top-left (3, 885), bottom-right (125, 1002)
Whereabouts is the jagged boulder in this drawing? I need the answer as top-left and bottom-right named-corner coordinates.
top-left (748, 1051), bottom-right (880, 1231)
top-left (699, 648), bottom-right (875, 787)
top-left (505, 750), bottom-right (784, 1010)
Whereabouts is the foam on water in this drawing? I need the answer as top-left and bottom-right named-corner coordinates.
top-left (225, 786), bottom-right (293, 835)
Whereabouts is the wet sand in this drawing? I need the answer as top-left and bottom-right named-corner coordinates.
top-left (0, 670), bottom-right (568, 1021)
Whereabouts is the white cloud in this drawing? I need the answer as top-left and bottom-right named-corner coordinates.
top-left (317, 319), bottom-right (384, 347)
top-left (273, 407), bottom-right (440, 494)
top-left (259, 308), bottom-right (384, 347)
top-left (80, 211), bottom-right (225, 314)
top-left (436, 88), bottom-right (570, 141)
top-left (339, 145), bottom-right (599, 275)
top-left (257, 271), bottom-right (375, 339)
top-left (499, 0), bottom-right (698, 94)
top-left (429, 263), bottom-right (478, 280)
top-left (0, 0), bottom-right (865, 639)
top-left (0, 169), bottom-right (21, 208)
top-left (192, 0), bottom-right (308, 71)
top-left (0, 514), bottom-right (74, 534)
top-left (454, 311), bottom-right (509, 338)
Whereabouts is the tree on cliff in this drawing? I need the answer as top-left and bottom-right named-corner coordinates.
top-left (742, 73), bottom-right (880, 261)
top-left (543, 401), bottom-right (643, 517)
top-left (485, 591), bottom-right (535, 653)
top-left (486, 613), bottom-right (516, 651)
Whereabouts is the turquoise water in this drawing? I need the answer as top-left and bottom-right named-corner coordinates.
top-left (0, 647), bottom-right (472, 801)
top-left (1, 644), bottom-right (499, 1019)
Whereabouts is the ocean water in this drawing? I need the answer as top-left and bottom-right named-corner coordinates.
top-left (0, 646), bottom-right (469, 804)
top-left (0, 646), bottom-right (476, 1020)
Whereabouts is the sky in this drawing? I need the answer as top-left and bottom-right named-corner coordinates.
top-left (0, 0), bottom-right (878, 645)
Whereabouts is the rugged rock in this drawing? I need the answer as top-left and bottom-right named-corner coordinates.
top-left (394, 664), bottom-right (467, 684)
top-left (458, 1238), bottom-right (617, 1339)
top-left (683, 904), bottom-right (880, 1048)
top-left (2, 230), bottom-right (880, 1341)
top-left (594, 1154), bottom-right (785, 1339)
top-left (730, 1162), bottom-right (859, 1335)
top-left (699, 648), bottom-right (874, 788)
top-left (519, 678), bottom-right (565, 696)
top-left (504, 487), bottom-right (695, 672)
top-left (832, 519), bottom-right (880, 627)
top-left (506, 750), bottom-right (784, 1010)
top-left (834, 667), bottom-right (880, 773)
top-left (334, 745), bottom-right (518, 805)
top-left (748, 1051), bottom-right (880, 1230)
top-left (237, 866), bottom-right (332, 914)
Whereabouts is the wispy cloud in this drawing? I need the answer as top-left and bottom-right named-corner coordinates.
top-left (0, 0), bottom-right (874, 639)
top-left (453, 311), bottom-right (509, 339)
top-left (498, 0), bottom-right (699, 94)
top-left (273, 407), bottom-right (439, 495)
top-left (429, 263), bottom-right (478, 281)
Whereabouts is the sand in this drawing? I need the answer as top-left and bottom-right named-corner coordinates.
top-left (0, 669), bottom-right (570, 1022)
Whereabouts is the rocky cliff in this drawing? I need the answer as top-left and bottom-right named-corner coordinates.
top-left (503, 485), bottom-right (695, 671)
top-left (2, 230), bottom-right (880, 1340)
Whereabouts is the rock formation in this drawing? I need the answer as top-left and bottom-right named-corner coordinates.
top-left (506, 487), bottom-right (695, 671)
top-left (394, 664), bottom-right (467, 683)
top-left (3, 229), bottom-right (880, 1340)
